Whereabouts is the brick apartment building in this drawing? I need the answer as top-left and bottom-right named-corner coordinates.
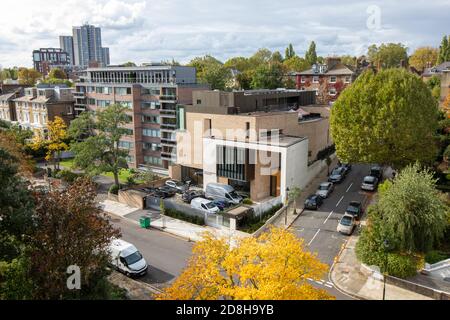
top-left (173, 89), bottom-right (332, 202)
top-left (74, 64), bottom-right (208, 173)
top-left (293, 57), bottom-right (355, 105)
top-left (32, 48), bottom-right (72, 77)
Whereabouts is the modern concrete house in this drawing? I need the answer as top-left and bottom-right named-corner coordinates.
top-left (292, 57), bottom-right (355, 105)
top-left (74, 64), bottom-right (208, 174)
top-left (172, 89), bottom-right (332, 203)
top-left (11, 84), bottom-right (74, 134)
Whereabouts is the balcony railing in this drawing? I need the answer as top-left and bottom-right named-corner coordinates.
top-left (159, 94), bottom-right (177, 101)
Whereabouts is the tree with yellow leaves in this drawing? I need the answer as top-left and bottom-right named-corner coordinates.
top-left (157, 227), bottom-right (334, 300)
top-left (31, 116), bottom-right (69, 170)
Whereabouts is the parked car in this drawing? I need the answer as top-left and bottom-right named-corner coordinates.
top-left (337, 214), bottom-right (357, 235)
top-left (210, 199), bottom-right (231, 211)
top-left (304, 194), bottom-right (323, 210)
top-left (328, 167), bottom-right (345, 184)
top-left (165, 179), bottom-right (188, 193)
top-left (316, 182), bottom-right (334, 198)
top-left (340, 163), bottom-right (352, 175)
top-left (205, 183), bottom-right (243, 204)
top-left (190, 197), bottom-right (220, 213)
top-left (361, 175), bottom-right (379, 191)
top-left (370, 165), bottom-right (383, 180)
top-left (109, 239), bottom-right (148, 277)
top-left (157, 185), bottom-right (177, 197)
top-left (345, 201), bottom-right (363, 219)
top-left (181, 190), bottom-right (204, 203)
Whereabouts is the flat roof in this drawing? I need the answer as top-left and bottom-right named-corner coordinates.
top-left (206, 134), bottom-right (306, 148)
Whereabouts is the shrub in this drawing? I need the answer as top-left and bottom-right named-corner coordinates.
top-left (239, 203), bottom-right (283, 233)
top-left (163, 208), bottom-right (205, 226)
top-left (386, 253), bottom-right (421, 278)
top-left (109, 184), bottom-right (120, 195)
top-left (55, 170), bottom-right (81, 184)
top-left (126, 176), bottom-right (136, 186)
top-left (425, 250), bottom-right (449, 264)
top-left (242, 198), bottom-right (253, 205)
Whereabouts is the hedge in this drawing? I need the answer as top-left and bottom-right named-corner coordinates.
top-left (163, 208), bottom-right (205, 226)
top-left (239, 203), bottom-right (283, 233)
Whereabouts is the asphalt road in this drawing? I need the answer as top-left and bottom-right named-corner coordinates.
top-left (108, 214), bottom-right (193, 289)
top-left (290, 164), bottom-right (373, 300)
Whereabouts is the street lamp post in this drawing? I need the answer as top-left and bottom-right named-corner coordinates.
top-left (285, 187), bottom-right (289, 226)
top-left (382, 239), bottom-right (390, 300)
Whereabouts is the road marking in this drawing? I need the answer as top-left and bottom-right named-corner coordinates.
top-left (345, 183), bottom-right (353, 193)
top-left (307, 229), bottom-right (320, 246)
top-left (315, 280), bottom-right (323, 285)
top-left (336, 196), bottom-right (344, 207)
top-left (324, 284), bottom-right (333, 288)
top-left (323, 211), bottom-right (334, 224)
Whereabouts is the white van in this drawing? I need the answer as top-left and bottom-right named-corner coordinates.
top-left (109, 239), bottom-right (148, 277)
top-left (205, 183), bottom-right (243, 204)
top-left (190, 197), bottom-right (220, 213)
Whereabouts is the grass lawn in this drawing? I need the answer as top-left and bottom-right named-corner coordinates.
top-left (103, 169), bottom-right (145, 184)
top-left (59, 158), bottom-right (75, 169)
top-left (58, 158), bottom-right (145, 184)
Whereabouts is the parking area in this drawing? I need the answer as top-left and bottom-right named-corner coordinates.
top-left (290, 164), bottom-right (373, 266)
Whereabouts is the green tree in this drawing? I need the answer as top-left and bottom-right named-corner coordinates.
top-left (250, 62), bottom-right (283, 89)
top-left (330, 68), bottom-right (439, 168)
top-left (121, 61), bottom-right (137, 67)
top-left (409, 47), bottom-right (439, 72)
top-left (437, 35), bottom-right (450, 64)
top-left (356, 164), bottom-right (449, 277)
top-left (224, 57), bottom-right (251, 72)
top-left (283, 56), bottom-right (310, 72)
top-left (305, 41), bottom-right (317, 65)
top-left (340, 55), bottom-right (357, 68)
top-left (248, 48), bottom-right (273, 69)
top-left (18, 68), bottom-right (42, 86)
top-left (48, 68), bottom-right (67, 80)
top-left (70, 104), bottom-right (131, 187)
top-left (188, 55), bottom-right (230, 90)
top-left (285, 43), bottom-right (296, 60)
top-left (367, 43), bottom-right (408, 69)
top-left (271, 51), bottom-right (284, 63)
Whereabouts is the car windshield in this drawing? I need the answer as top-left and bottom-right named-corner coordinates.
top-left (124, 251), bottom-right (143, 266)
top-left (340, 216), bottom-right (353, 226)
top-left (347, 206), bottom-right (359, 213)
top-left (364, 177), bottom-right (375, 184)
top-left (319, 185), bottom-right (329, 190)
top-left (205, 202), bottom-right (217, 209)
top-left (229, 191), bottom-right (239, 199)
top-left (331, 169), bottom-right (341, 175)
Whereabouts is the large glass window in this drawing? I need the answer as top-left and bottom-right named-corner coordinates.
top-left (143, 142), bottom-right (161, 151)
top-left (141, 101), bottom-right (160, 110)
top-left (142, 115), bottom-right (160, 124)
top-left (96, 100), bottom-right (111, 107)
top-left (115, 87), bottom-right (132, 95)
top-left (142, 128), bottom-right (160, 137)
top-left (118, 141), bottom-right (134, 149)
top-left (144, 156), bottom-right (162, 166)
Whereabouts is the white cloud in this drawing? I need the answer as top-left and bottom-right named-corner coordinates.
top-left (0, 0), bottom-right (449, 67)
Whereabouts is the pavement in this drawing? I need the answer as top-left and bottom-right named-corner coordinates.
top-left (330, 231), bottom-right (433, 300)
top-left (101, 199), bottom-right (250, 243)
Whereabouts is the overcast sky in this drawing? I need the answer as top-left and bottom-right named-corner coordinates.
top-left (0, 0), bottom-right (449, 68)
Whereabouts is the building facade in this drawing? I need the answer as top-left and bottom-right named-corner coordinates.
top-left (74, 65), bottom-right (207, 173)
top-left (32, 48), bottom-right (71, 76)
top-left (59, 36), bottom-right (75, 66)
top-left (11, 85), bottom-right (74, 134)
top-left (0, 89), bottom-right (22, 122)
top-left (293, 57), bottom-right (355, 105)
top-left (173, 89), bottom-right (332, 202)
top-left (72, 24), bottom-right (110, 67)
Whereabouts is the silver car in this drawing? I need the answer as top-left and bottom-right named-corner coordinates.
top-left (316, 182), bottom-right (334, 198)
top-left (165, 179), bottom-right (188, 193)
top-left (361, 176), bottom-right (379, 191)
top-left (337, 214), bottom-right (357, 235)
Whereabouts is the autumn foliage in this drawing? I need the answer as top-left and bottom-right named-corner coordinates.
top-left (157, 227), bottom-right (333, 300)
